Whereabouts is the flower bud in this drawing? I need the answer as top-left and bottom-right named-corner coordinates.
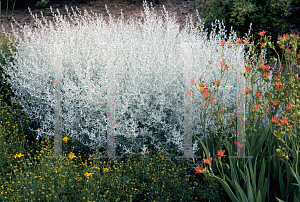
top-left (285, 156), bottom-right (289, 160)
top-left (276, 149), bottom-right (281, 153)
top-left (280, 131), bottom-right (286, 136)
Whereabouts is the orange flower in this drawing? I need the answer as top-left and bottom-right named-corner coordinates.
top-left (264, 65), bottom-right (271, 71)
top-left (202, 90), bottom-right (210, 98)
top-left (208, 98), bottom-right (215, 103)
top-left (283, 33), bottom-right (290, 39)
top-left (195, 165), bottom-right (205, 174)
top-left (253, 104), bottom-right (261, 110)
top-left (275, 81), bottom-right (282, 88)
top-left (260, 63), bottom-right (265, 69)
top-left (243, 39), bottom-right (249, 44)
top-left (220, 40), bottom-right (226, 46)
top-left (223, 65), bottom-right (229, 71)
top-left (237, 37), bottom-right (242, 44)
top-left (217, 150), bottom-right (227, 158)
top-left (258, 30), bottom-right (266, 36)
top-left (274, 76), bottom-right (280, 80)
top-left (220, 61), bottom-right (225, 67)
top-left (203, 157), bottom-right (212, 165)
top-left (273, 100), bottom-right (278, 106)
top-left (263, 72), bottom-right (270, 77)
top-left (260, 42), bottom-right (267, 47)
top-left (199, 82), bottom-right (204, 88)
top-left (286, 104), bottom-right (293, 110)
top-left (255, 91), bottom-right (262, 98)
top-left (214, 79), bottom-right (220, 85)
top-left (272, 115), bottom-right (280, 123)
top-left (245, 88), bottom-right (251, 94)
top-left (244, 58), bottom-right (251, 63)
top-left (191, 77), bottom-right (195, 83)
top-left (260, 58), bottom-right (267, 63)
top-left (279, 117), bottom-right (288, 126)
top-left (292, 33), bottom-right (299, 38)
top-left (245, 67), bottom-right (251, 72)
top-left (228, 41), bottom-right (232, 46)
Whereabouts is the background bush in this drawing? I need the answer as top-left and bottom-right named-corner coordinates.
top-left (188, 0), bottom-right (300, 66)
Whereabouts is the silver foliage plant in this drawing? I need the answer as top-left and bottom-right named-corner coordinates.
top-left (0, 0), bottom-right (284, 159)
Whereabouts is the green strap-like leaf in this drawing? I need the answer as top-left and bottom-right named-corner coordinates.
top-left (234, 178), bottom-right (249, 202)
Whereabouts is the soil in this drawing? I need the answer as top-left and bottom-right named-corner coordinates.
top-left (1, 0), bottom-right (300, 79)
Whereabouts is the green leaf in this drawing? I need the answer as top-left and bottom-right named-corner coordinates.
top-left (234, 178), bottom-right (249, 202)
top-left (246, 166), bottom-right (254, 202)
top-left (279, 165), bottom-right (285, 199)
top-left (258, 158), bottom-right (266, 195)
top-left (213, 175), bottom-right (240, 202)
top-left (256, 190), bottom-right (262, 202)
top-left (275, 197), bottom-right (286, 202)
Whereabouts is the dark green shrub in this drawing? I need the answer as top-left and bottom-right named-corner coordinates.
top-left (188, 0), bottom-right (300, 67)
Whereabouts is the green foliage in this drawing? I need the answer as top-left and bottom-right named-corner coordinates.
top-left (0, 32), bottom-right (23, 116)
top-left (188, 0), bottom-right (300, 65)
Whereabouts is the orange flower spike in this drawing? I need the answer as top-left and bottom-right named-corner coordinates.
top-left (237, 37), bottom-right (242, 44)
top-left (265, 65), bottom-right (271, 71)
top-left (279, 117), bottom-right (288, 126)
top-left (255, 91), bottom-right (262, 98)
top-left (214, 79), bottom-right (221, 85)
top-left (263, 72), bottom-right (270, 77)
top-left (223, 65), bottom-right (229, 71)
top-left (202, 91), bottom-right (209, 98)
top-left (217, 150), bottom-right (227, 158)
top-left (220, 40), bottom-right (226, 46)
top-left (260, 63), bottom-right (266, 70)
top-left (195, 165), bottom-right (205, 174)
top-left (278, 35), bottom-right (284, 41)
top-left (260, 58), bottom-right (267, 63)
top-left (274, 76), bottom-right (280, 80)
top-left (253, 104), bottom-right (261, 110)
top-left (204, 157), bottom-right (212, 165)
top-left (260, 42), bottom-right (267, 47)
top-left (286, 104), bottom-right (293, 110)
top-left (245, 88), bottom-right (251, 94)
top-left (258, 30), bottom-right (266, 36)
top-left (283, 33), bottom-right (290, 39)
top-left (244, 58), bottom-right (251, 64)
top-left (220, 61), bottom-right (226, 67)
top-left (275, 81), bottom-right (281, 88)
top-left (272, 115), bottom-right (280, 123)
top-left (243, 39), bottom-right (249, 44)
